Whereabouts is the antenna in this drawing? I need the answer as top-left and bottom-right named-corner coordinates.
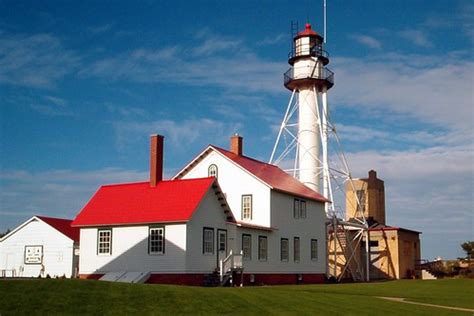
top-left (323, 0), bottom-right (327, 43)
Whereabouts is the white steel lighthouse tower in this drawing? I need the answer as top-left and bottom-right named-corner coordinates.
top-left (271, 23), bottom-right (334, 203)
top-left (270, 22), bottom-right (369, 282)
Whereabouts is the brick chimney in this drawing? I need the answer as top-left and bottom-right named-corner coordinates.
top-left (150, 134), bottom-right (164, 187)
top-left (230, 134), bottom-right (243, 156)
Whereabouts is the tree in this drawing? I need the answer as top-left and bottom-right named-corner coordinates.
top-left (0, 228), bottom-right (11, 238)
top-left (461, 241), bottom-right (474, 259)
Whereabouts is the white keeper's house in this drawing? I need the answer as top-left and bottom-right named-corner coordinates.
top-left (0, 216), bottom-right (79, 278)
top-left (72, 134), bottom-right (328, 285)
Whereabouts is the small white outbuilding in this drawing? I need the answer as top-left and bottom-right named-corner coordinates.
top-left (0, 215), bottom-right (79, 278)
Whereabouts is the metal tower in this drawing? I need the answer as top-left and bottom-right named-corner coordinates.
top-left (270, 22), bottom-right (370, 282)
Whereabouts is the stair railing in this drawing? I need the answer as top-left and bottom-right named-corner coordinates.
top-left (220, 250), bottom-right (243, 282)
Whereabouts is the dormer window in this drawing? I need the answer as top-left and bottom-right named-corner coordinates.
top-left (208, 164), bottom-right (218, 178)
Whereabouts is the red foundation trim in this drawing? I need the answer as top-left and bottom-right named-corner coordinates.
top-left (146, 273), bottom-right (206, 286)
top-left (79, 273), bottom-right (103, 280)
top-left (241, 273), bottom-right (325, 286)
top-left (78, 272), bottom-right (325, 286)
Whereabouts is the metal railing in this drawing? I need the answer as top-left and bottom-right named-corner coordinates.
top-left (284, 66), bottom-right (334, 86)
top-left (288, 44), bottom-right (329, 60)
top-left (219, 250), bottom-right (243, 282)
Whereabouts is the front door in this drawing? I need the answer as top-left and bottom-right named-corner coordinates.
top-left (217, 229), bottom-right (228, 264)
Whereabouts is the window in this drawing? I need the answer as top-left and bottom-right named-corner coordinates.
top-left (311, 239), bottom-right (318, 261)
top-left (98, 229), bottom-right (112, 255)
top-left (203, 228), bottom-right (214, 254)
top-left (149, 227), bottom-right (165, 254)
top-left (258, 236), bottom-right (267, 261)
top-left (293, 199), bottom-right (300, 219)
top-left (218, 229), bottom-right (227, 252)
top-left (294, 237), bottom-right (300, 262)
top-left (242, 234), bottom-right (252, 260)
top-left (369, 240), bottom-right (379, 248)
top-left (281, 238), bottom-right (289, 261)
top-left (208, 164), bottom-right (218, 178)
top-left (300, 200), bottom-right (306, 218)
top-left (356, 190), bottom-right (366, 212)
top-left (242, 195), bottom-right (252, 220)
top-left (294, 199), bottom-right (306, 219)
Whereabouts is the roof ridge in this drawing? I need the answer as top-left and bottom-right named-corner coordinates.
top-left (210, 145), bottom-right (277, 167)
top-left (36, 215), bottom-right (73, 221)
top-left (101, 177), bottom-right (215, 188)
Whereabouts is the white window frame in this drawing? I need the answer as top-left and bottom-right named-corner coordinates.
top-left (258, 236), bottom-right (267, 261)
top-left (294, 199), bottom-right (300, 219)
top-left (208, 164), bottom-right (218, 178)
top-left (242, 234), bottom-right (252, 260)
top-left (311, 239), bottom-right (318, 261)
top-left (242, 195), bottom-right (252, 220)
top-left (294, 237), bottom-right (300, 262)
top-left (203, 227), bottom-right (214, 255)
top-left (98, 229), bottom-right (112, 255)
top-left (281, 238), bottom-right (289, 262)
top-left (149, 227), bottom-right (165, 255)
top-left (218, 229), bottom-right (227, 253)
top-left (300, 200), bottom-right (306, 218)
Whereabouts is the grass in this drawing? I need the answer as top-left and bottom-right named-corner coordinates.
top-left (0, 278), bottom-right (473, 315)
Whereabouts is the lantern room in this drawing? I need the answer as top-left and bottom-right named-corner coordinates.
top-left (288, 23), bottom-right (329, 66)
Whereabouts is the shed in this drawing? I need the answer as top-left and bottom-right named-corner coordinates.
top-left (0, 216), bottom-right (79, 278)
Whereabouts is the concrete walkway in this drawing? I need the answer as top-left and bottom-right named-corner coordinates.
top-left (378, 297), bottom-right (474, 313)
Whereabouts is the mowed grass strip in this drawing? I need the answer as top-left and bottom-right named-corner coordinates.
top-left (0, 279), bottom-right (472, 315)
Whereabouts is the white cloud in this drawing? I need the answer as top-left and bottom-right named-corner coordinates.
top-left (112, 117), bottom-right (243, 152)
top-left (332, 54), bottom-right (473, 130)
top-left (342, 140), bottom-right (473, 259)
top-left (193, 38), bottom-right (242, 56)
top-left (79, 29), bottom-right (285, 94)
top-left (87, 23), bottom-right (113, 34)
top-left (351, 34), bottom-right (382, 49)
top-left (398, 29), bottom-right (433, 47)
top-left (0, 33), bottom-right (80, 88)
top-left (258, 33), bottom-right (287, 46)
top-left (0, 168), bottom-right (148, 230)
top-left (29, 95), bottom-right (73, 116)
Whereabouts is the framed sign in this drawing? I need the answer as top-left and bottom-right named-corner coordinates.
top-left (24, 245), bottom-right (43, 264)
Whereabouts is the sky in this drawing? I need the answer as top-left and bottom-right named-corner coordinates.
top-left (0, 0), bottom-right (472, 260)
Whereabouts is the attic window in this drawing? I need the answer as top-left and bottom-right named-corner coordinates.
top-left (208, 164), bottom-right (218, 178)
top-left (242, 195), bottom-right (252, 220)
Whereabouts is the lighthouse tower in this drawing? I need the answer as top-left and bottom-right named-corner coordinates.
top-left (283, 23), bottom-right (334, 195)
top-left (271, 22), bottom-right (370, 281)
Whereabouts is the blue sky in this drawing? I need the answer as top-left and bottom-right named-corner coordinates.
top-left (1, 0), bottom-right (472, 260)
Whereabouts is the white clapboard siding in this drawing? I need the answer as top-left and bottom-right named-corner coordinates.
top-left (0, 218), bottom-right (76, 277)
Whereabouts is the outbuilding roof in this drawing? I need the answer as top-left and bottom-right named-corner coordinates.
top-left (174, 145), bottom-right (329, 203)
top-left (72, 177), bottom-right (231, 227)
top-left (37, 216), bottom-right (80, 242)
top-left (0, 216), bottom-right (79, 243)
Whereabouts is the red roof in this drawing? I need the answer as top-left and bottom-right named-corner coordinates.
top-left (72, 177), bottom-right (217, 227)
top-left (211, 146), bottom-right (328, 203)
top-left (296, 23), bottom-right (321, 38)
top-left (369, 225), bottom-right (421, 234)
top-left (37, 216), bottom-right (79, 242)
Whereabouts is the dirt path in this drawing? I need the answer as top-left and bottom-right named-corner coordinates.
top-left (378, 297), bottom-right (474, 313)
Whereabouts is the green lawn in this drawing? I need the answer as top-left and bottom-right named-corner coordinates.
top-left (0, 278), bottom-right (472, 315)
